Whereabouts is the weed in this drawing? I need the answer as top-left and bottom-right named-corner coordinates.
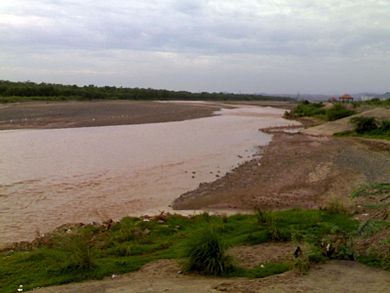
top-left (324, 197), bottom-right (349, 215)
top-left (56, 232), bottom-right (96, 272)
top-left (292, 254), bottom-right (311, 275)
top-left (184, 227), bottom-right (234, 276)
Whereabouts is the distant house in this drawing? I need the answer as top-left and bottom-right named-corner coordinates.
top-left (328, 96), bottom-right (338, 102)
top-left (339, 94), bottom-right (354, 103)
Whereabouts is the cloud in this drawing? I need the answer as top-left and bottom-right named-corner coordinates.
top-left (0, 0), bottom-right (389, 94)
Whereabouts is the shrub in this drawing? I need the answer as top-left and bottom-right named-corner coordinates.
top-left (57, 233), bottom-right (96, 272)
top-left (255, 208), bottom-right (271, 224)
top-left (184, 227), bottom-right (234, 276)
top-left (292, 254), bottom-right (311, 275)
top-left (350, 116), bottom-right (378, 133)
top-left (324, 197), bottom-right (349, 215)
top-left (291, 102), bottom-right (325, 117)
top-left (325, 104), bottom-right (355, 121)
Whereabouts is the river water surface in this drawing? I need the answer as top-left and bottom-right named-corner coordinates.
top-left (0, 105), bottom-right (297, 245)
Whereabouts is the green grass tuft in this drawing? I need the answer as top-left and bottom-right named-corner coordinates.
top-left (183, 227), bottom-right (234, 276)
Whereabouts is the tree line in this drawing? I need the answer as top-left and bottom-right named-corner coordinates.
top-left (0, 80), bottom-right (293, 102)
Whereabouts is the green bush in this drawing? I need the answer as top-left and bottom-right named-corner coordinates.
top-left (351, 116), bottom-right (379, 133)
top-left (291, 101), bottom-right (325, 117)
top-left (325, 104), bottom-right (355, 121)
top-left (184, 227), bottom-right (234, 276)
top-left (56, 233), bottom-right (96, 272)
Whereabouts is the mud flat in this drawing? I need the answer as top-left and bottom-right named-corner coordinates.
top-left (0, 103), bottom-right (297, 246)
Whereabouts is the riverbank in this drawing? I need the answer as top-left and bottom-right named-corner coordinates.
top-left (173, 132), bottom-right (390, 211)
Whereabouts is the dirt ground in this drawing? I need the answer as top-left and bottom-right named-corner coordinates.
top-left (173, 133), bottom-right (390, 211)
top-left (34, 258), bottom-right (390, 293)
top-left (0, 100), bottom-right (220, 129)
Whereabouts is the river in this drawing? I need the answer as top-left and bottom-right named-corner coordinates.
top-left (0, 105), bottom-right (297, 245)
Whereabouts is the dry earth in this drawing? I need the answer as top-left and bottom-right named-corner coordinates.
top-left (34, 258), bottom-right (390, 293)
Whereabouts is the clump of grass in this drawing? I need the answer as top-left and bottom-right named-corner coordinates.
top-left (55, 232), bottom-right (96, 272)
top-left (351, 116), bottom-right (379, 133)
top-left (266, 216), bottom-right (291, 241)
top-left (184, 227), bottom-right (234, 276)
top-left (255, 208), bottom-right (271, 224)
top-left (324, 197), bottom-right (349, 215)
top-left (292, 254), bottom-right (311, 275)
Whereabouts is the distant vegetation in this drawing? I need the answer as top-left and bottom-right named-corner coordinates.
top-left (0, 80), bottom-right (293, 103)
top-left (287, 100), bottom-right (355, 121)
top-left (1, 203), bottom-right (389, 292)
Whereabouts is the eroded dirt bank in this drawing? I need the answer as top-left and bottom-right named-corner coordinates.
top-left (173, 133), bottom-right (390, 211)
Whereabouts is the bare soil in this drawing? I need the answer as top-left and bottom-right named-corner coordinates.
top-left (173, 133), bottom-right (390, 211)
top-left (228, 242), bottom-right (295, 269)
top-left (33, 259), bottom-right (390, 293)
top-left (0, 100), bottom-right (220, 129)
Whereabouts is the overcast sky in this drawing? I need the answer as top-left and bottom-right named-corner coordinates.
top-left (0, 0), bottom-right (389, 95)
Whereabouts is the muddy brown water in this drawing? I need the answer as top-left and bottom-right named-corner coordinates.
top-left (0, 105), bottom-right (298, 245)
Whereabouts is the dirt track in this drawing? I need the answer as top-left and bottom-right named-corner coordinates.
top-left (34, 259), bottom-right (390, 293)
top-left (0, 101), bottom-right (219, 129)
top-left (173, 133), bottom-right (390, 211)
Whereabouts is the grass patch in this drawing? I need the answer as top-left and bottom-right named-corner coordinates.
top-left (246, 262), bottom-right (290, 278)
top-left (0, 209), bottom-right (372, 293)
top-left (351, 183), bottom-right (390, 199)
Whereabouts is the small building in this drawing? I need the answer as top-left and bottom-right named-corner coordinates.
top-left (339, 94), bottom-right (354, 103)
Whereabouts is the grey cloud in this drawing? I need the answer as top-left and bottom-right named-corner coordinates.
top-left (0, 0), bottom-right (389, 94)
